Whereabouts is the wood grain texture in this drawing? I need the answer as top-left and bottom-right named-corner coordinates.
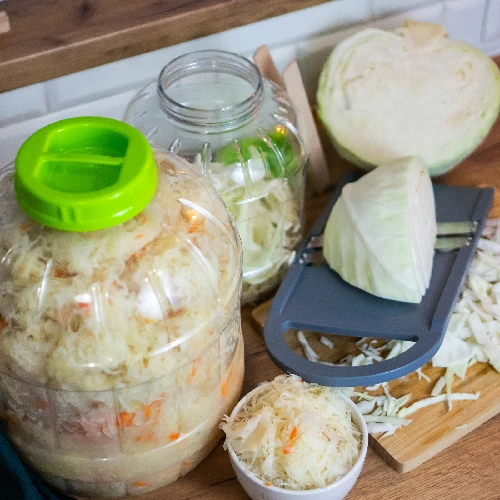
top-left (0, 0), bottom-right (332, 93)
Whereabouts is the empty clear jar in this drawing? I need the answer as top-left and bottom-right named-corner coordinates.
top-left (125, 50), bottom-right (308, 304)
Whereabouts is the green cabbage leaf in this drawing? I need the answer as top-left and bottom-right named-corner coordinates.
top-left (323, 156), bottom-right (436, 303)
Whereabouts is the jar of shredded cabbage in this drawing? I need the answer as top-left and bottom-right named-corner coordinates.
top-left (124, 50), bottom-right (308, 304)
top-left (0, 118), bottom-right (244, 498)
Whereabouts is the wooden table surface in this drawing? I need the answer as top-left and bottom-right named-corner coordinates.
top-left (134, 309), bottom-right (499, 500)
top-left (135, 150), bottom-right (500, 500)
top-left (0, 0), bottom-right (332, 93)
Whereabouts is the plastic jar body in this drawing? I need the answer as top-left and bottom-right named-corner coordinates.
top-left (0, 152), bottom-right (244, 497)
top-left (125, 50), bottom-right (308, 304)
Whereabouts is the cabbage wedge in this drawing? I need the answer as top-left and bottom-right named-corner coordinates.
top-left (323, 156), bottom-right (437, 303)
top-left (317, 21), bottom-right (500, 176)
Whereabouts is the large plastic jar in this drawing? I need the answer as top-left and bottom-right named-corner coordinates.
top-left (0, 118), bottom-right (244, 497)
top-left (124, 50), bottom-right (308, 304)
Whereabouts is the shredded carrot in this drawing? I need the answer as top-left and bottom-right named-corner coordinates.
top-left (289, 426), bottom-right (298, 440)
top-left (283, 447), bottom-right (291, 454)
top-left (182, 461), bottom-right (192, 468)
top-left (188, 218), bottom-right (205, 233)
top-left (169, 431), bottom-right (181, 440)
top-left (134, 234), bottom-right (144, 240)
top-left (191, 358), bottom-right (199, 378)
top-left (143, 397), bottom-right (164, 421)
top-left (265, 482), bottom-right (272, 487)
top-left (119, 412), bottom-right (136, 427)
top-left (37, 400), bottom-right (49, 411)
top-left (134, 431), bottom-right (155, 442)
top-left (20, 224), bottom-right (31, 233)
top-left (76, 302), bottom-right (92, 318)
top-left (6, 415), bottom-right (18, 426)
top-left (54, 267), bottom-right (69, 278)
top-left (132, 481), bottom-right (149, 487)
top-left (167, 307), bottom-right (187, 319)
top-left (0, 316), bottom-right (7, 333)
top-left (221, 366), bottom-right (233, 397)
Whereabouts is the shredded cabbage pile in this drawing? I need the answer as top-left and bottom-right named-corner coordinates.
top-left (295, 219), bottom-right (500, 436)
top-left (221, 374), bottom-right (361, 490)
top-left (437, 219), bottom-right (500, 373)
top-left (0, 153), bottom-right (241, 391)
top-left (199, 155), bottom-right (302, 304)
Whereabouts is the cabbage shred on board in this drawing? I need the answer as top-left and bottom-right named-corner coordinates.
top-left (0, 152), bottom-right (244, 497)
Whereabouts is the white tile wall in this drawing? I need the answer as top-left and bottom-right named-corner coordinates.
top-left (371, 0), bottom-right (438, 17)
top-left (0, 90), bottom-right (137, 168)
top-left (1, 0), bottom-right (499, 167)
top-left (483, 0), bottom-right (500, 42)
top-left (0, 83), bottom-right (48, 127)
top-left (444, 0), bottom-right (487, 46)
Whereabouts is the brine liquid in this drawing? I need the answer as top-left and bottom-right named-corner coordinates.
top-left (165, 73), bottom-right (256, 110)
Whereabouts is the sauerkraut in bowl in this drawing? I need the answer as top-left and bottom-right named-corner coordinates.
top-left (221, 375), bottom-right (367, 499)
top-left (0, 151), bottom-right (244, 497)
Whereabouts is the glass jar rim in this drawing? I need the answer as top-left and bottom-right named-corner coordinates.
top-left (157, 50), bottom-right (264, 130)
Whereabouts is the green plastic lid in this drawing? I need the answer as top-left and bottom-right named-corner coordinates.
top-left (14, 117), bottom-right (157, 232)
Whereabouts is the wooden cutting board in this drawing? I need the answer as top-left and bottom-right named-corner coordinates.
top-left (251, 299), bottom-right (500, 473)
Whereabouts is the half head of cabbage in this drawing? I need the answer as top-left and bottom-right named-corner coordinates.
top-left (317, 21), bottom-right (500, 176)
top-left (323, 156), bottom-right (437, 303)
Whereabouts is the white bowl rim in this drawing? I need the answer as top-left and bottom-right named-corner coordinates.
top-left (225, 381), bottom-right (369, 495)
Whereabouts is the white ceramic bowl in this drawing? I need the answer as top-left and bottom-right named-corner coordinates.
top-left (225, 384), bottom-right (368, 500)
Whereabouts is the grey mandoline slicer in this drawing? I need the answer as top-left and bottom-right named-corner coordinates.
top-left (264, 172), bottom-right (494, 387)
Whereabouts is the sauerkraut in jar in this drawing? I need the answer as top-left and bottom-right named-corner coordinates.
top-left (0, 118), bottom-right (244, 498)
